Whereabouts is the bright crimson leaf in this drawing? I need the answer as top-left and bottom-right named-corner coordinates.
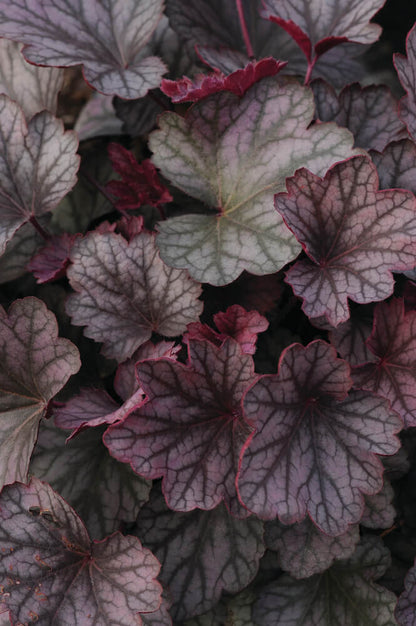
top-left (353, 298), bottom-right (416, 428)
top-left (27, 233), bottom-right (81, 284)
top-left (66, 230), bottom-right (203, 362)
top-left (135, 486), bottom-right (264, 621)
top-left (0, 0), bottom-right (167, 100)
top-left (0, 95), bottom-right (79, 256)
top-left (276, 156), bottom-right (416, 326)
top-left (0, 297), bottom-right (80, 491)
top-left (0, 478), bottom-right (162, 624)
top-left (395, 23), bottom-right (416, 141)
top-left (104, 338), bottom-right (257, 516)
top-left (150, 75), bottom-right (360, 285)
top-left (237, 340), bottom-right (402, 535)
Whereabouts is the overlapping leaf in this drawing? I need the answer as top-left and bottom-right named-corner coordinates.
top-left (396, 557), bottom-right (416, 626)
top-left (361, 479), bottom-right (396, 529)
top-left (151, 75), bottom-right (360, 285)
top-left (328, 306), bottom-right (375, 366)
top-left (0, 297), bottom-right (80, 491)
top-left (0, 222), bottom-right (42, 284)
top-left (371, 138), bottom-right (416, 193)
top-left (395, 23), bottom-right (416, 141)
top-left (0, 478), bottom-right (162, 624)
top-left (104, 339), bottom-right (257, 515)
top-left (66, 231), bottom-right (203, 362)
top-left (0, 95), bottom-right (79, 255)
top-left (27, 233), bottom-right (80, 283)
top-left (74, 93), bottom-right (123, 142)
top-left (0, 0), bottom-right (167, 99)
top-left (237, 340), bottom-right (402, 535)
top-left (136, 486), bottom-right (264, 621)
top-left (276, 156), bottom-right (416, 326)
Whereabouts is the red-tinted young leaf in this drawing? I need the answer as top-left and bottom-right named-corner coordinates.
top-left (0, 297), bottom-right (80, 491)
top-left (396, 557), bottom-right (416, 625)
top-left (104, 339), bottom-right (257, 515)
top-left (238, 340), bottom-right (402, 535)
top-left (66, 231), bottom-right (203, 362)
top-left (353, 298), bottom-right (416, 428)
top-left (395, 23), bottom-right (416, 142)
top-left (107, 144), bottom-right (172, 212)
top-left (276, 156), bottom-right (416, 326)
top-left (371, 138), bottom-right (416, 193)
top-left (253, 536), bottom-right (396, 625)
top-left (0, 0), bottom-right (167, 100)
top-left (27, 233), bottom-right (81, 284)
top-left (135, 486), bottom-right (264, 621)
top-left (0, 478), bottom-right (162, 624)
top-left (0, 95), bottom-right (79, 256)
top-left (265, 517), bottom-right (360, 579)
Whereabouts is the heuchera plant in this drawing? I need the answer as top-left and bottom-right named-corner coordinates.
top-left (3, 0), bottom-right (416, 623)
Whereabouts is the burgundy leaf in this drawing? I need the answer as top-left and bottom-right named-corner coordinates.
top-left (27, 233), bottom-right (81, 284)
top-left (66, 231), bottom-right (203, 362)
top-left (104, 339), bottom-right (257, 515)
top-left (370, 138), bottom-right (416, 193)
top-left (237, 340), bottom-right (402, 535)
top-left (0, 0), bottom-right (167, 100)
top-left (0, 478), bottom-right (162, 624)
top-left (107, 143), bottom-right (172, 212)
top-left (276, 156), bottom-right (416, 326)
top-left (0, 297), bottom-right (80, 491)
top-left (353, 298), bottom-right (416, 428)
top-left (135, 486), bottom-right (264, 621)
top-left (0, 95), bottom-right (79, 255)
top-left (395, 23), bottom-right (416, 141)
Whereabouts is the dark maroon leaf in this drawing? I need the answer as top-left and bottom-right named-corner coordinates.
top-left (395, 22), bottom-right (416, 141)
top-left (104, 339), bottom-right (257, 515)
top-left (237, 340), bottom-right (402, 535)
top-left (27, 233), bottom-right (81, 284)
top-left (276, 156), bottom-right (416, 326)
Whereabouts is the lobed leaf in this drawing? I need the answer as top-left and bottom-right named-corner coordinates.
top-left (396, 557), bottom-right (416, 626)
top-left (395, 23), bottom-right (416, 141)
top-left (27, 233), bottom-right (81, 284)
top-left (371, 138), bottom-right (416, 193)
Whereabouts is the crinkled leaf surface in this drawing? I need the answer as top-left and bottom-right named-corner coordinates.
top-left (0, 297), bottom-right (80, 491)
top-left (0, 95), bottom-right (79, 256)
top-left (0, 39), bottom-right (63, 118)
top-left (0, 0), bottom-right (167, 99)
top-left (0, 478), bottom-right (162, 625)
top-left (30, 421), bottom-right (151, 540)
top-left (237, 340), bottom-right (402, 535)
top-left (265, 517), bottom-right (360, 579)
top-left (395, 23), bottom-right (416, 141)
top-left (371, 139), bottom-right (416, 193)
top-left (276, 157), bottom-right (416, 326)
top-left (253, 536), bottom-right (397, 626)
top-left (353, 298), bottom-right (416, 428)
top-left (135, 486), bottom-right (264, 621)
top-left (104, 339), bottom-right (256, 515)
top-left (150, 75), bottom-right (360, 285)
top-left (396, 557), bottom-right (416, 626)
top-left (66, 231), bottom-right (203, 362)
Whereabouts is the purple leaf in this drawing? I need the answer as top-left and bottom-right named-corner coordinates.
top-left (253, 536), bottom-right (396, 625)
top-left (361, 479), bottom-right (396, 529)
top-left (276, 156), bottom-right (416, 326)
top-left (135, 486), bottom-right (264, 621)
top-left (265, 517), bottom-right (360, 579)
top-left (27, 233), bottom-right (81, 284)
top-left (353, 298), bottom-right (416, 428)
top-left (395, 23), bottom-right (416, 141)
top-left (151, 76), bottom-right (360, 285)
top-left (0, 478), bottom-right (162, 624)
top-left (396, 557), bottom-right (416, 625)
top-left (0, 95), bottom-right (79, 256)
top-left (0, 297), bottom-right (80, 490)
top-left (370, 138), bottom-right (416, 193)
top-left (66, 231), bottom-right (203, 362)
top-left (0, 222), bottom-right (43, 284)
top-left (54, 388), bottom-right (121, 432)
top-left (328, 306), bottom-right (376, 366)
top-left (0, 0), bottom-right (167, 100)
top-left (104, 339), bottom-right (257, 515)
top-left (237, 340), bottom-right (402, 535)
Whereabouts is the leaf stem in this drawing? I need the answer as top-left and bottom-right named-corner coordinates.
top-left (236, 0), bottom-right (254, 59)
top-left (304, 57), bottom-right (316, 85)
top-left (29, 215), bottom-right (51, 240)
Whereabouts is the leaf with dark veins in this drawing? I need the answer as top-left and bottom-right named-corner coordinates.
top-left (370, 138), bottom-right (416, 193)
top-left (328, 306), bottom-right (375, 367)
top-left (104, 338), bottom-right (257, 516)
top-left (27, 233), bottom-right (81, 284)
top-left (276, 156), bottom-right (416, 326)
top-left (0, 478), bottom-right (162, 625)
top-left (0, 0), bottom-right (167, 100)
top-left (237, 340), bottom-right (402, 535)
top-left (0, 95), bottom-right (79, 256)
top-left (395, 23), bottom-right (416, 142)
top-left (0, 297), bottom-right (80, 491)
top-left (361, 479), bottom-right (396, 529)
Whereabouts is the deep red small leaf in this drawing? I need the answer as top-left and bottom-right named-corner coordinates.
top-left (27, 233), bottom-right (81, 284)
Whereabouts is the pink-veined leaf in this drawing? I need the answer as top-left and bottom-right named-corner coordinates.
top-left (150, 75), bottom-right (360, 286)
top-left (27, 233), bottom-right (81, 284)
top-left (0, 297), bottom-right (80, 491)
top-left (396, 557), bottom-right (416, 626)
top-left (66, 230), bottom-right (203, 362)
top-left (361, 479), bottom-right (396, 529)
top-left (371, 138), bottom-right (416, 193)
top-left (0, 0), bottom-right (167, 100)
top-left (104, 338), bottom-right (257, 516)
top-left (0, 478), bottom-right (162, 625)
top-left (261, 0), bottom-right (384, 61)
top-left (265, 517), bottom-right (360, 579)
top-left (253, 535), bottom-right (397, 626)
top-left (135, 486), bottom-right (264, 621)
top-left (237, 340), bottom-right (402, 535)
top-left (30, 421), bottom-right (151, 540)
top-left (353, 298), bottom-right (416, 428)
top-left (276, 156), bottom-right (416, 326)
top-left (0, 95), bottom-right (79, 256)
top-left (395, 23), bottom-right (416, 141)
